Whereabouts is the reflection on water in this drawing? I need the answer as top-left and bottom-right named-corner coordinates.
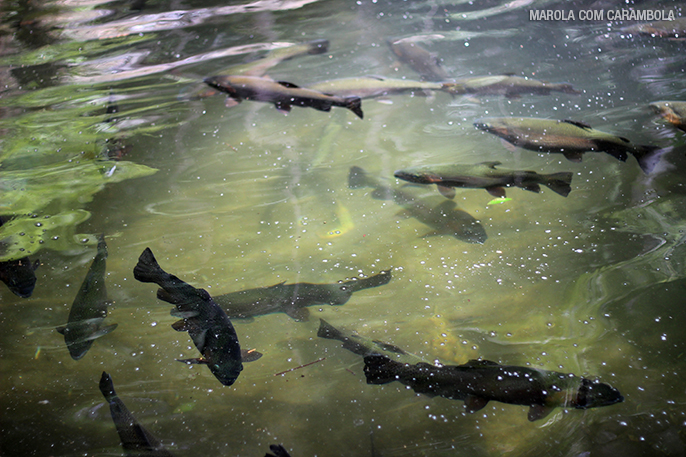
top-left (1, 0), bottom-right (686, 456)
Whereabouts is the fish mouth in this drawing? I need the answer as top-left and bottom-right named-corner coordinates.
top-left (473, 120), bottom-right (493, 132)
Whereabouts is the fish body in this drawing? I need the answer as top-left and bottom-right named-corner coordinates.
top-left (394, 161), bottom-right (573, 198)
top-left (389, 39), bottom-right (449, 81)
top-left (306, 76), bottom-right (459, 99)
top-left (133, 248), bottom-right (245, 386)
top-left (221, 39), bottom-right (329, 77)
top-left (99, 371), bottom-right (174, 457)
top-left (348, 166), bottom-right (487, 244)
top-left (474, 117), bottom-right (663, 173)
top-left (363, 355), bottom-right (624, 421)
top-left (650, 101), bottom-right (686, 132)
top-left (57, 235), bottom-right (117, 360)
top-left (317, 318), bottom-right (425, 364)
top-left (624, 18), bottom-right (686, 39)
top-left (213, 270), bottom-right (392, 322)
top-left (0, 216), bottom-right (39, 298)
top-left (203, 75), bottom-right (363, 118)
top-left (451, 75), bottom-right (580, 98)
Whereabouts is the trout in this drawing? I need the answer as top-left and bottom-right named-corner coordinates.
top-left (306, 75), bottom-right (460, 99)
top-left (451, 75), bottom-right (580, 98)
top-left (364, 355), bottom-right (624, 422)
top-left (389, 39), bottom-right (449, 81)
top-left (203, 75), bottom-right (363, 118)
top-left (214, 270), bottom-right (392, 322)
top-left (650, 101), bottom-right (686, 132)
top-left (474, 117), bottom-right (663, 174)
top-left (57, 235), bottom-right (117, 360)
top-left (394, 161), bottom-right (573, 199)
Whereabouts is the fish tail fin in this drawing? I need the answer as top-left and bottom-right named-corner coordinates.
top-left (317, 318), bottom-right (345, 340)
top-left (543, 172), bottom-right (573, 197)
top-left (99, 371), bottom-right (117, 402)
top-left (348, 166), bottom-right (372, 189)
top-left (343, 269), bottom-right (392, 292)
top-left (344, 96), bottom-right (364, 119)
top-left (631, 145), bottom-right (668, 174)
top-left (133, 248), bottom-right (165, 284)
top-left (363, 355), bottom-right (399, 385)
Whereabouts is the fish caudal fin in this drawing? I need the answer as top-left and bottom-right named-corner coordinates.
top-left (344, 96), bottom-right (364, 119)
top-left (543, 172), bottom-right (573, 197)
top-left (363, 355), bottom-right (400, 385)
top-left (632, 145), bottom-right (667, 174)
top-left (133, 248), bottom-right (165, 284)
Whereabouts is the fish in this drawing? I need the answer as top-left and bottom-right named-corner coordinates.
top-left (99, 371), bottom-right (175, 457)
top-left (306, 75), bottom-right (460, 99)
top-left (0, 216), bottom-right (39, 298)
top-left (623, 18), bottom-right (686, 39)
top-left (264, 444), bottom-right (291, 457)
top-left (213, 270), bottom-right (392, 322)
top-left (389, 39), bottom-right (449, 81)
top-left (363, 355), bottom-right (624, 422)
top-left (222, 39), bottom-right (329, 77)
top-left (650, 101), bottom-right (686, 132)
top-left (474, 117), bottom-right (664, 174)
top-left (56, 235), bottom-right (117, 360)
top-left (450, 75), bottom-right (580, 98)
top-left (348, 166), bottom-right (487, 244)
top-left (133, 248), bottom-right (261, 386)
top-left (317, 318), bottom-right (425, 364)
top-left (203, 75), bottom-right (363, 119)
top-left (394, 161), bottom-right (573, 199)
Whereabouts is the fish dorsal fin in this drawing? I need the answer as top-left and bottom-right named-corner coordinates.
top-left (560, 119), bottom-right (592, 129)
top-left (501, 72), bottom-right (517, 76)
top-left (285, 306), bottom-right (310, 321)
top-left (618, 136), bottom-right (631, 143)
top-left (366, 75), bottom-right (386, 81)
top-left (437, 185), bottom-right (456, 199)
top-left (528, 404), bottom-right (555, 421)
top-left (463, 359), bottom-right (500, 367)
top-left (277, 81), bottom-right (300, 89)
top-left (464, 395), bottom-right (489, 412)
top-left (268, 281), bottom-right (288, 289)
top-left (241, 348), bottom-right (263, 362)
top-left (562, 151), bottom-right (584, 162)
top-left (479, 161), bottom-right (502, 169)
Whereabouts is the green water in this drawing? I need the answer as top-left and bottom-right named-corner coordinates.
top-left (1, 0), bottom-right (686, 456)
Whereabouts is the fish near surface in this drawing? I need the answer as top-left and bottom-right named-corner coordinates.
top-left (133, 248), bottom-right (260, 386)
top-left (363, 355), bottom-right (624, 421)
top-left (306, 75), bottom-right (461, 99)
top-left (474, 117), bottom-right (664, 174)
top-left (451, 75), bottom-right (580, 98)
top-left (203, 75), bottom-right (363, 119)
top-left (213, 270), bottom-right (392, 322)
top-left (99, 371), bottom-right (175, 457)
top-left (394, 161), bottom-right (573, 199)
top-left (389, 38), bottom-right (449, 81)
top-left (57, 235), bottom-right (117, 360)
top-left (650, 101), bottom-right (686, 132)
top-left (0, 216), bottom-right (39, 298)
top-left (348, 166), bottom-right (487, 244)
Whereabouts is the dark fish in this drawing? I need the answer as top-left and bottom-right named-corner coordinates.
top-left (650, 101), bottom-right (686, 132)
top-left (394, 161), bottom-right (573, 199)
top-left (214, 270), bottom-right (392, 322)
top-left (348, 166), bottom-right (487, 244)
top-left (99, 371), bottom-right (175, 457)
top-left (389, 39), bottom-right (449, 81)
top-left (474, 117), bottom-right (664, 174)
top-left (624, 18), bottom-right (686, 39)
top-left (265, 444), bottom-right (291, 457)
top-left (364, 355), bottom-right (624, 422)
top-left (451, 75), bottom-right (580, 98)
top-left (0, 216), bottom-right (39, 298)
top-left (133, 248), bottom-right (260, 386)
top-left (306, 76), bottom-right (460, 99)
top-left (317, 318), bottom-right (425, 364)
top-left (57, 235), bottom-right (117, 360)
top-left (203, 75), bottom-right (363, 119)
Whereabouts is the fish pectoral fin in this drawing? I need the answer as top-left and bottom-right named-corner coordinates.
top-left (176, 358), bottom-right (209, 365)
top-left (277, 81), bottom-right (300, 88)
top-left (170, 308), bottom-right (199, 319)
top-left (464, 395), bottom-right (489, 412)
top-left (479, 161), bottom-right (502, 169)
top-left (522, 184), bottom-right (541, 193)
top-left (486, 187), bottom-right (507, 198)
top-left (562, 151), bottom-right (584, 162)
top-left (89, 323), bottom-right (118, 340)
top-left (274, 101), bottom-right (292, 114)
top-left (224, 97), bottom-right (241, 108)
top-left (171, 319), bottom-right (192, 332)
top-left (437, 185), bottom-right (456, 199)
top-left (500, 138), bottom-right (518, 152)
top-left (528, 404), bottom-right (556, 422)
top-left (285, 307), bottom-right (310, 322)
top-left (56, 325), bottom-right (66, 335)
top-left (241, 348), bottom-right (264, 362)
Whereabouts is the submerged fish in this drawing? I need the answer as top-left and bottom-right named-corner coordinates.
top-left (133, 248), bottom-right (260, 386)
top-left (650, 101), bottom-right (686, 132)
top-left (306, 76), bottom-right (460, 99)
top-left (389, 39), bottom-right (449, 81)
top-left (394, 161), bottom-right (573, 199)
top-left (203, 75), bottom-right (363, 118)
top-left (57, 235), bottom-right (117, 360)
top-left (474, 117), bottom-right (663, 174)
top-left (213, 270), bottom-right (392, 322)
top-left (220, 39), bottom-right (329, 78)
top-left (348, 166), bottom-right (487, 244)
top-left (99, 371), bottom-right (175, 457)
top-left (363, 355), bottom-right (624, 422)
top-left (317, 318), bottom-right (425, 364)
top-left (624, 18), bottom-right (686, 39)
top-left (0, 216), bottom-right (39, 298)
top-left (450, 75), bottom-right (580, 98)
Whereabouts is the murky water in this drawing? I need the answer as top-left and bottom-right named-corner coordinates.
top-left (1, 0), bottom-right (686, 456)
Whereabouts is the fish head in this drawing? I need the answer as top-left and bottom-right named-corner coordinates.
top-left (394, 168), bottom-right (441, 185)
top-left (573, 378), bottom-right (624, 409)
top-left (649, 101), bottom-right (684, 125)
top-left (474, 118), bottom-right (511, 139)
